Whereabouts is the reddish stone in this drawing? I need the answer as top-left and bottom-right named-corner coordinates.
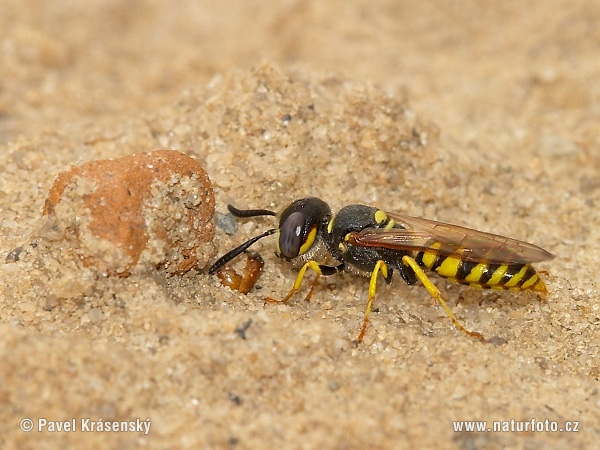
top-left (43, 150), bottom-right (215, 275)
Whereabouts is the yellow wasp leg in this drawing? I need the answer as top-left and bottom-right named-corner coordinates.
top-left (304, 271), bottom-right (321, 302)
top-left (357, 260), bottom-right (389, 342)
top-left (304, 256), bottom-right (329, 302)
top-left (401, 255), bottom-right (485, 342)
top-left (266, 261), bottom-right (324, 304)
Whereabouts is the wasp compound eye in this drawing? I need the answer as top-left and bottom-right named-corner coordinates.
top-left (279, 211), bottom-right (306, 259)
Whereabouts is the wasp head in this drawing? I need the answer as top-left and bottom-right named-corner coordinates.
top-left (276, 197), bottom-right (331, 260)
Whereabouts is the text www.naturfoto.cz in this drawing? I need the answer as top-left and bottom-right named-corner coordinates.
top-left (453, 419), bottom-right (579, 433)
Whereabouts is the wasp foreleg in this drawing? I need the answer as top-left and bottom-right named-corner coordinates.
top-left (266, 261), bottom-right (344, 304)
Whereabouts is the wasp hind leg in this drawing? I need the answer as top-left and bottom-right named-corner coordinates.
top-left (401, 255), bottom-right (485, 342)
top-left (266, 261), bottom-right (344, 304)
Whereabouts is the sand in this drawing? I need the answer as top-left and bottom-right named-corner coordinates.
top-left (1, 1), bottom-right (598, 448)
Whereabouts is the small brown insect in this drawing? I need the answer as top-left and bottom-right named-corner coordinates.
top-left (215, 250), bottom-right (264, 294)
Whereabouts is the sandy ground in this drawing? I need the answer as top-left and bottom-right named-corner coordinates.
top-left (1, 1), bottom-right (599, 448)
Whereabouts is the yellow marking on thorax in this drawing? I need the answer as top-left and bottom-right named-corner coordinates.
top-left (421, 242), bottom-right (442, 268)
top-left (374, 210), bottom-right (388, 224)
top-left (436, 256), bottom-right (462, 278)
top-left (465, 263), bottom-right (487, 283)
top-left (374, 210), bottom-right (396, 230)
top-left (504, 265), bottom-right (528, 287)
top-left (298, 226), bottom-right (317, 255)
top-left (327, 213), bottom-right (337, 234)
top-left (487, 265), bottom-right (509, 286)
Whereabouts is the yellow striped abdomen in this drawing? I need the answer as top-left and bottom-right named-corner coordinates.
top-left (414, 249), bottom-right (547, 293)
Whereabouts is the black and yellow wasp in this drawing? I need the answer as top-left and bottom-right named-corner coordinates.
top-left (209, 197), bottom-right (555, 342)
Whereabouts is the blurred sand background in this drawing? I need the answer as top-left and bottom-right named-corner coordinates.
top-left (1, 0), bottom-right (599, 448)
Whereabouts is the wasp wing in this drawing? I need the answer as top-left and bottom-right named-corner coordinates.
top-left (352, 212), bottom-right (555, 264)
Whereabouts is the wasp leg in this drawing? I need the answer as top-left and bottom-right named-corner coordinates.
top-left (303, 256), bottom-right (332, 302)
top-left (401, 255), bottom-right (485, 342)
top-left (304, 270), bottom-right (321, 302)
top-left (266, 261), bottom-right (344, 304)
top-left (357, 260), bottom-right (391, 342)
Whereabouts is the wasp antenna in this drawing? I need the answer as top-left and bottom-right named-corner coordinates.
top-left (228, 204), bottom-right (277, 218)
top-left (209, 229), bottom-right (277, 274)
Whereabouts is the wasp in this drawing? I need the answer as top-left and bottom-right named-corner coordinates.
top-left (209, 197), bottom-right (555, 342)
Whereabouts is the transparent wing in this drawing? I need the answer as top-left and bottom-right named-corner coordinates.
top-left (350, 212), bottom-right (555, 264)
